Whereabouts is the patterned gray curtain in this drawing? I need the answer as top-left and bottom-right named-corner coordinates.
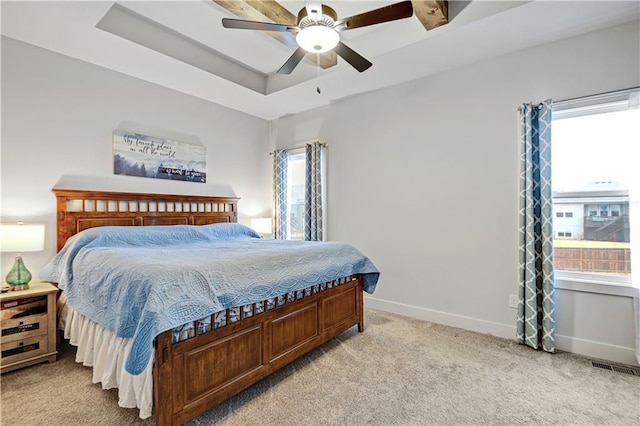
top-left (272, 150), bottom-right (288, 240)
top-left (304, 142), bottom-right (325, 241)
top-left (517, 100), bottom-right (556, 353)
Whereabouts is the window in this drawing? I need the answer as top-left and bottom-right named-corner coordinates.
top-left (555, 211), bottom-right (573, 218)
top-left (274, 143), bottom-right (325, 241)
top-left (552, 89), bottom-right (639, 288)
top-left (600, 204), bottom-right (609, 217)
top-left (287, 153), bottom-right (306, 240)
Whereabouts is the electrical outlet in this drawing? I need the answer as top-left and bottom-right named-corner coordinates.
top-left (508, 294), bottom-right (519, 309)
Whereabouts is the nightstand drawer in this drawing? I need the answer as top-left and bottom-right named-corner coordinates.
top-left (0, 335), bottom-right (48, 366)
top-left (1, 313), bottom-right (48, 344)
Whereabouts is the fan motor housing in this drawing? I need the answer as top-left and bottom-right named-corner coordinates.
top-left (297, 4), bottom-right (338, 29)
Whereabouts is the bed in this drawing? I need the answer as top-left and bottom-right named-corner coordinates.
top-left (43, 188), bottom-right (378, 425)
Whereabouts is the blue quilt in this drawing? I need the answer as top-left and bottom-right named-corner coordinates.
top-left (40, 223), bottom-right (379, 375)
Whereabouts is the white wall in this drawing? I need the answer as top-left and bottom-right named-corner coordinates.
top-left (1, 37), bottom-right (271, 277)
top-left (272, 21), bottom-right (640, 364)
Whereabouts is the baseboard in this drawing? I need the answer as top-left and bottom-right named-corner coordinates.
top-left (364, 296), bottom-right (639, 366)
top-left (364, 296), bottom-right (516, 340)
top-left (555, 334), bottom-right (638, 366)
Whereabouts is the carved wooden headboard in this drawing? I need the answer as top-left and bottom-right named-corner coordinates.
top-left (53, 189), bottom-right (239, 251)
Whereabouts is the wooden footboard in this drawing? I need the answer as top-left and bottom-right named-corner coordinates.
top-left (154, 277), bottom-right (365, 426)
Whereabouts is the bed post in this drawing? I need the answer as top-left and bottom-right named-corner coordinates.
top-left (56, 193), bottom-right (69, 252)
top-left (357, 276), bottom-right (365, 332)
top-left (154, 331), bottom-right (174, 426)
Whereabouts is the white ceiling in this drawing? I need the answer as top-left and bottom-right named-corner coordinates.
top-left (2, 1), bottom-right (638, 120)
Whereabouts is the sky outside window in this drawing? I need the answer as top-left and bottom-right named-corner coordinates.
top-left (552, 109), bottom-right (639, 192)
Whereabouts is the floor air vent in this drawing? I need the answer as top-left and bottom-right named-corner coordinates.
top-left (590, 360), bottom-right (640, 376)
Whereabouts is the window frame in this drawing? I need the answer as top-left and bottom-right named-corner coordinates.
top-left (552, 88), bottom-right (638, 297)
top-left (285, 150), bottom-right (306, 241)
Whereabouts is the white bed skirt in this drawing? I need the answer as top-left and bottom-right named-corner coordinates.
top-left (63, 304), bottom-right (154, 419)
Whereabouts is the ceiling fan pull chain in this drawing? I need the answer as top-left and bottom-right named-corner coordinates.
top-left (316, 53), bottom-right (321, 94)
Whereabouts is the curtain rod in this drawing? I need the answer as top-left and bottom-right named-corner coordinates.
top-left (268, 142), bottom-right (327, 156)
top-left (554, 86), bottom-right (639, 106)
top-left (517, 86), bottom-right (639, 112)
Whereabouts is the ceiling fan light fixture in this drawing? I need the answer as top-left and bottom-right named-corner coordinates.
top-left (296, 26), bottom-right (339, 53)
top-left (222, 1), bottom-right (415, 74)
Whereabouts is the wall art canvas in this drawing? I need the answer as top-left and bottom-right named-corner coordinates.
top-left (113, 130), bottom-right (207, 183)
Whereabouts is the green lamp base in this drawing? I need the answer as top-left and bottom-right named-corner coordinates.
top-left (6, 255), bottom-right (32, 291)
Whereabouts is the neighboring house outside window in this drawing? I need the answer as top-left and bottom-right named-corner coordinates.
top-left (553, 182), bottom-right (630, 244)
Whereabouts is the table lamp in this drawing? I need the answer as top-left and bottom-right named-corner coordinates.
top-left (251, 218), bottom-right (273, 238)
top-left (0, 222), bottom-right (45, 291)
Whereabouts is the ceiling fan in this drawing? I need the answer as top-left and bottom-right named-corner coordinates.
top-left (221, 1), bottom-right (414, 74)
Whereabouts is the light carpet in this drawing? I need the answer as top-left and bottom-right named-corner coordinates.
top-left (1, 309), bottom-right (639, 425)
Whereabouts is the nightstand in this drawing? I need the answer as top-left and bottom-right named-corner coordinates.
top-left (1, 281), bottom-right (58, 373)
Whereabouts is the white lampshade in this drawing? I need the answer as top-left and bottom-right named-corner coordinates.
top-left (0, 223), bottom-right (45, 252)
top-left (251, 218), bottom-right (273, 235)
top-left (296, 26), bottom-right (339, 53)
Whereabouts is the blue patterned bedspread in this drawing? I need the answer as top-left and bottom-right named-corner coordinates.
top-left (40, 223), bottom-right (379, 375)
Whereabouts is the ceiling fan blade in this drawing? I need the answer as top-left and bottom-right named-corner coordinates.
top-left (222, 18), bottom-right (296, 32)
top-left (334, 1), bottom-right (414, 31)
top-left (277, 48), bottom-right (307, 74)
top-left (333, 42), bottom-right (372, 73)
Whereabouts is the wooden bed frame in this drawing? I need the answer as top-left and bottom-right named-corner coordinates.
top-left (53, 189), bottom-right (365, 426)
